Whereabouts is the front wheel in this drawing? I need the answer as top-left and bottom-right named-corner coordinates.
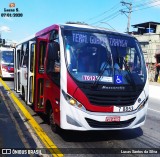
top-left (49, 109), bottom-right (59, 133)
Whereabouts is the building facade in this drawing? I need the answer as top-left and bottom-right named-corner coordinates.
top-left (132, 22), bottom-right (160, 82)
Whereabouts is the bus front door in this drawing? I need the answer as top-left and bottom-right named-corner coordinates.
top-left (14, 45), bottom-right (21, 93)
top-left (27, 41), bottom-right (35, 105)
top-left (34, 37), bottom-right (47, 112)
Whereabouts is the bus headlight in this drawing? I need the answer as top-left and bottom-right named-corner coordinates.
top-left (2, 65), bottom-right (8, 72)
top-left (62, 90), bottom-right (86, 111)
top-left (138, 96), bottom-right (149, 111)
top-left (2, 68), bottom-right (7, 72)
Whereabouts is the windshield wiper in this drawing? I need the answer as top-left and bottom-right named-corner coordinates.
top-left (92, 61), bottom-right (110, 88)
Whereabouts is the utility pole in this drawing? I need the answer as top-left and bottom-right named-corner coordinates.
top-left (120, 1), bottom-right (132, 33)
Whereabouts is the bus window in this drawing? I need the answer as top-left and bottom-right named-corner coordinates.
top-left (22, 54), bottom-right (28, 68)
top-left (2, 51), bottom-right (14, 64)
top-left (30, 43), bottom-right (35, 72)
top-left (21, 43), bottom-right (28, 67)
top-left (46, 40), bottom-right (60, 85)
top-left (125, 47), bottom-right (141, 73)
top-left (39, 41), bottom-right (47, 73)
top-left (47, 42), bottom-right (60, 72)
top-left (47, 30), bottom-right (60, 72)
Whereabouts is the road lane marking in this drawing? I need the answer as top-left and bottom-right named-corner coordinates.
top-left (0, 78), bottom-right (63, 157)
top-left (148, 108), bottom-right (160, 114)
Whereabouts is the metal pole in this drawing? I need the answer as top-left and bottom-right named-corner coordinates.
top-left (120, 1), bottom-right (132, 33)
top-left (127, 3), bottom-right (132, 33)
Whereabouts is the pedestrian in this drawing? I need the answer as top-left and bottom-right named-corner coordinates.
top-left (154, 63), bottom-right (160, 82)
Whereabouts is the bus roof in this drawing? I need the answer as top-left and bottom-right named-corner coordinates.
top-left (16, 34), bottom-right (35, 46)
top-left (35, 24), bottom-right (59, 37)
top-left (61, 23), bottom-right (133, 38)
top-left (16, 23), bottom-right (134, 46)
top-left (31, 23), bottom-right (134, 39)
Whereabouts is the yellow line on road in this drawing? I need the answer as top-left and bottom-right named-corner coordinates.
top-left (0, 78), bottom-right (63, 157)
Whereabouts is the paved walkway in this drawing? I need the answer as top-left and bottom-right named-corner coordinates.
top-left (0, 86), bottom-right (37, 157)
top-left (149, 82), bottom-right (160, 86)
top-left (149, 82), bottom-right (160, 100)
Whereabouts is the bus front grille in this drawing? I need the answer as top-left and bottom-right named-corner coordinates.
top-left (88, 92), bottom-right (138, 106)
top-left (83, 89), bottom-right (141, 107)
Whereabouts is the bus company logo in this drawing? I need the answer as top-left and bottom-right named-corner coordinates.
top-left (9, 3), bottom-right (15, 8)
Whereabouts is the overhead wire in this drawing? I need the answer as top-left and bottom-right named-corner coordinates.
top-left (132, 0), bottom-right (160, 9)
top-left (132, 1), bottom-right (160, 12)
top-left (90, 11), bottom-right (120, 25)
top-left (84, 2), bottom-right (120, 23)
top-left (120, 0), bottom-right (160, 12)
top-left (84, 0), bottom-right (160, 29)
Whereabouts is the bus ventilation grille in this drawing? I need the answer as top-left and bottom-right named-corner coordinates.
top-left (86, 91), bottom-right (141, 106)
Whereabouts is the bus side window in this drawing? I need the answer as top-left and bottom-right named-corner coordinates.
top-left (46, 30), bottom-right (60, 85)
top-left (22, 55), bottom-right (28, 68)
top-left (21, 43), bottom-right (28, 68)
top-left (46, 41), bottom-right (60, 73)
top-left (30, 44), bottom-right (35, 72)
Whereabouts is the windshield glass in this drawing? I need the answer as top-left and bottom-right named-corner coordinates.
top-left (2, 51), bottom-right (14, 64)
top-left (63, 28), bottom-right (147, 85)
top-left (108, 34), bottom-right (146, 85)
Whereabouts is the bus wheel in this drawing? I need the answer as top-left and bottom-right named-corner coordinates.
top-left (49, 109), bottom-right (59, 133)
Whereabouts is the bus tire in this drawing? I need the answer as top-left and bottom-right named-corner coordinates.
top-left (49, 109), bottom-right (59, 133)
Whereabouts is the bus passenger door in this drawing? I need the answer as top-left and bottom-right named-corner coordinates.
top-left (34, 38), bottom-right (47, 112)
top-left (27, 41), bottom-right (35, 105)
top-left (14, 45), bottom-right (21, 93)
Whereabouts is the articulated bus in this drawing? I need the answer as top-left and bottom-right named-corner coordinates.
top-left (0, 47), bottom-right (14, 78)
top-left (14, 24), bottom-right (149, 132)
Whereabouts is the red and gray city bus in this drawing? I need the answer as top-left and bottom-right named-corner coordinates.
top-left (0, 47), bottom-right (14, 79)
top-left (14, 23), bottom-right (149, 132)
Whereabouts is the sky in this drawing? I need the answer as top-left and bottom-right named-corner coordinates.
top-left (0, 0), bottom-right (160, 43)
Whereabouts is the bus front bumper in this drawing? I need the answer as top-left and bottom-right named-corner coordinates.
top-left (1, 72), bottom-right (14, 78)
top-left (60, 96), bottom-right (148, 131)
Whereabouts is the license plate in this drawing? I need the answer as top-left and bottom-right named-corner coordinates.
top-left (105, 116), bottom-right (120, 122)
top-left (122, 106), bottom-right (134, 112)
top-left (114, 105), bottom-right (134, 112)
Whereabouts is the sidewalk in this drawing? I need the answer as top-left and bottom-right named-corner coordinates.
top-left (149, 82), bottom-right (160, 86)
top-left (149, 82), bottom-right (160, 100)
top-left (0, 86), bottom-right (37, 156)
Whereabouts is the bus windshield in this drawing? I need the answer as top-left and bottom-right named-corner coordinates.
top-left (63, 28), bottom-right (147, 85)
top-left (2, 51), bottom-right (14, 64)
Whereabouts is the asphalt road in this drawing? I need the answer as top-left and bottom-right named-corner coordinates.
top-left (1, 79), bottom-right (160, 157)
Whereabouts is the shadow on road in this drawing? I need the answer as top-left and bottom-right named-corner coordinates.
top-left (1, 78), bottom-right (14, 81)
top-left (57, 127), bottom-right (143, 142)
